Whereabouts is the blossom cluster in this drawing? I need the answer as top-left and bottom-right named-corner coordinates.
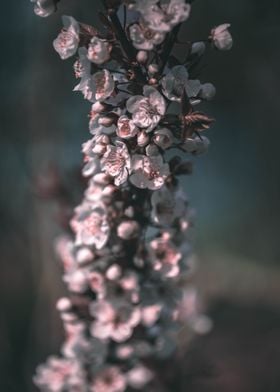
top-left (31, 0), bottom-right (232, 390)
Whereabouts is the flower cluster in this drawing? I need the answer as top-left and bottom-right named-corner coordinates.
top-left (31, 0), bottom-right (232, 390)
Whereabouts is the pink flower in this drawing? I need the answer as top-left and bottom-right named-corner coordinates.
top-left (34, 357), bottom-right (86, 392)
top-left (129, 23), bottom-right (165, 51)
top-left (70, 202), bottom-right (110, 249)
top-left (211, 23), bottom-right (233, 51)
top-left (136, 0), bottom-right (191, 33)
top-left (101, 141), bottom-right (131, 186)
top-left (117, 220), bottom-right (140, 240)
top-left (116, 115), bottom-right (139, 139)
top-left (130, 154), bottom-right (170, 190)
top-left (127, 364), bottom-right (153, 389)
top-left (74, 70), bottom-right (115, 103)
top-left (127, 86), bottom-right (166, 132)
top-left (141, 304), bottom-right (162, 327)
top-left (90, 300), bottom-right (141, 342)
top-left (53, 16), bottom-right (80, 59)
top-left (153, 128), bottom-right (174, 149)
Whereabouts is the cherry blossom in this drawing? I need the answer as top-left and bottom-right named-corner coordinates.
top-left (87, 37), bottom-right (112, 64)
top-left (116, 115), bottom-right (139, 139)
top-left (101, 141), bottom-right (131, 186)
top-left (153, 128), bottom-right (174, 149)
top-left (211, 23), bottom-right (233, 51)
top-left (53, 16), bottom-right (80, 60)
top-left (161, 65), bottom-right (202, 102)
top-left (127, 86), bottom-right (166, 132)
top-left (117, 220), bottom-right (140, 240)
top-left (126, 365), bottom-right (153, 389)
top-left (90, 300), bottom-right (141, 342)
top-left (31, 2), bottom-right (232, 390)
top-left (31, 0), bottom-right (57, 18)
top-left (129, 23), bottom-right (165, 51)
top-left (34, 357), bottom-right (87, 392)
top-left (70, 202), bottom-right (110, 249)
top-left (130, 154), bottom-right (170, 190)
top-left (74, 69), bottom-right (115, 102)
top-left (137, 0), bottom-right (191, 33)
top-left (74, 47), bottom-right (91, 79)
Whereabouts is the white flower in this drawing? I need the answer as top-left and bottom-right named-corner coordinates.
top-left (90, 300), bottom-right (141, 342)
top-left (161, 65), bottom-right (202, 102)
top-left (138, 0), bottom-right (191, 33)
top-left (153, 128), bottom-right (174, 149)
top-left (53, 16), bottom-right (80, 60)
top-left (129, 23), bottom-right (165, 51)
top-left (74, 69), bottom-right (115, 102)
top-left (130, 154), bottom-right (169, 190)
top-left (91, 366), bottom-right (126, 392)
top-left (127, 86), bottom-right (166, 132)
top-left (31, 0), bottom-right (56, 17)
top-left (101, 141), bottom-right (131, 186)
top-left (70, 202), bottom-right (110, 249)
top-left (116, 115), bottom-right (139, 139)
top-left (87, 37), bottom-right (112, 64)
top-left (211, 23), bottom-right (233, 50)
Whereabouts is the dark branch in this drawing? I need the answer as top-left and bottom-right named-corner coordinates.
top-left (101, 0), bottom-right (146, 83)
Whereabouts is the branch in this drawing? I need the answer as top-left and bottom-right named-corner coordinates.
top-left (159, 23), bottom-right (182, 74)
top-left (101, 0), bottom-right (146, 83)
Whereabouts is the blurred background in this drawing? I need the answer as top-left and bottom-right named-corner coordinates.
top-left (1, 0), bottom-right (280, 391)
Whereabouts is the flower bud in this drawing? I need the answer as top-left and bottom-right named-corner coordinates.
top-left (148, 64), bottom-right (159, 75)
top-left (76, 247), bottom-right (94, 264)
top-left (136, 50), bottom-right (148, 64)
top-left (200, 83), bottom-right (216, 100)
top-left (117, 220), bottom-right (140, 240)
top-left (56, 297), bottom-right (72, 312)
top-left (93, 172), bottom-right (111, 185)
top-left (137, 131), bottom-right (149, 147)
top-left (106, 264), bottom-right (122, 280)
top-left (98, 116), bottom-right (115, 127)
top-left (91, 102), bottom-right (106, 113)
top-left (191, 42), bottom-right (206, 57)
top-left (153, 128), bottom-right (173, 149)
